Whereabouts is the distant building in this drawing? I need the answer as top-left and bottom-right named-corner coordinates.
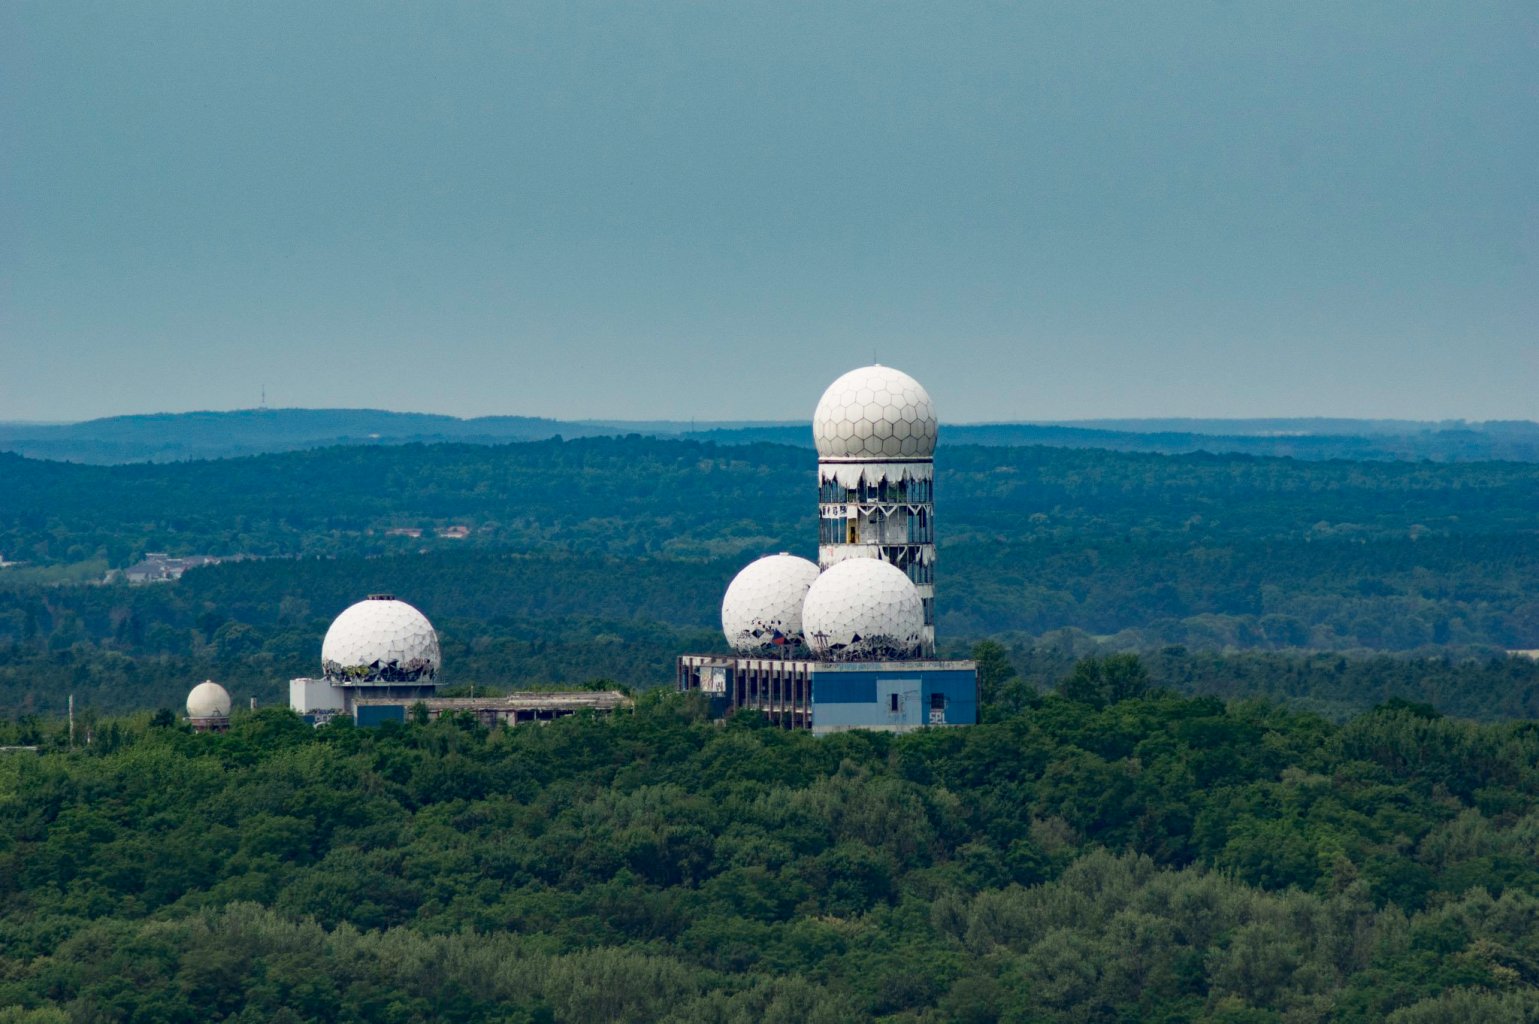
top-left (289, 593), bottom-right (629, 728)
top-left (186, 680), bottom-right (232, 732)
top-left (119, 553), bottom-right (222, 584)
top-left (351, 690), bottom-right (632, 728)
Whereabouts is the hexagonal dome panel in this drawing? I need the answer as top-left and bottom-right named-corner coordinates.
top-left (721, 553), bottom-right (821, 654)
top-left (813, 365), bottom-right (937, 459)
top-left (322, 595), bottom-right (441, 683)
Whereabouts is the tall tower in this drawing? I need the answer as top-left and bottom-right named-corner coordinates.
top-left (812, 365), bottom-right (937, 656)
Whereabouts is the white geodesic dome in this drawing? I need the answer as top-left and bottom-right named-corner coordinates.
top-left (321, 594), bottom-right (441, 683)
top-left (186, 680), bottom-right (231, 719)
top-left (802, 557), bottom-right (924, 661)
top-left (813, 364), bottom-right (937, 460)
top-left (721, 553), bottom-right (821, 654)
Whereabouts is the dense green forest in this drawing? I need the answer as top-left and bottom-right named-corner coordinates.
top-left (4, 435), bottom-right (1539, 1021)
top-left (7, 437), bottom-right (1539, 567)
top-left (5, 677), bottom-right (1539, 1022)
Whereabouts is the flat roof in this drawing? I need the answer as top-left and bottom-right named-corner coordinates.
top-left (680, 654), bottom-right (975, 672)
top-left (350, 690), bottom-right (632, 712)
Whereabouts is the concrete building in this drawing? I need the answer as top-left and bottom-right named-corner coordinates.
top-left (120, 553), bottom-right (222, 584)
top-left (678, 655), bottom-right (976, 735)
top-left (351, 690), bottom-right (632, 728)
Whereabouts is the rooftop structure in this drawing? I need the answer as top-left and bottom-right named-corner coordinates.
top-left (721, 553), bottom-right (820, 656)
top-left (322, 594), bottom-right (440, 683)
top-left (293, 594), bottom-right (442, 720)
top-left (802, 557), bottom-right (924, 661)
top-left (351, 690), bottom-right (633, 728)
top-left (290, 593), bottom-right (628, 730)
top-left (186, 680), bottom-right (232, 732)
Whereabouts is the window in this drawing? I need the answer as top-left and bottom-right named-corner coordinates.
top-left (930, 693), bottom-right (945, 710)
top-left (889, 693), bottom-right (900, 712)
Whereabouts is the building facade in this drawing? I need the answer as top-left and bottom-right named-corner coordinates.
top-left (678, 654), bottom-right (976, 735)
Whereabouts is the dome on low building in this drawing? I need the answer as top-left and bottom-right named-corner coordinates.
top-left (186, 680), bottom-right (232, 720)
top-left (802, 557), bottom-right (924, 661)
top-left (321, 594), bottom-right (441, 683)
top-left (721, 553), bottom-right (821, 654)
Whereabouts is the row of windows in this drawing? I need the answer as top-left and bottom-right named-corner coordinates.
top-left (818, 515), bottom-right (935, 546)
top-left (911, 562), bottom-right (935, 586)
top-left (818, 477), bottom-right (933, 504)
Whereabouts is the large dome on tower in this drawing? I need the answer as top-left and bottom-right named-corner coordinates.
top-left (802, 557), bottom-right (924, 661)
top-left (813, 364), bottom-right (936, 460)
top-left (321, 594), bottom-right (441, 683)
top-left (721, 553), bottom-right (820, 654)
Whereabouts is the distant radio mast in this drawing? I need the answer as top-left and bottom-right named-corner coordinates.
top-left (260, 384), bottom-right (267, 410)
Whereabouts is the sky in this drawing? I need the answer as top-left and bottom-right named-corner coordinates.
top-left (2, 2), bottom-right (1535, 424)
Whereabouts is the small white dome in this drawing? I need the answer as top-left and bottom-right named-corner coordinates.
top-left (322, 594), bottom-right (441, 683)
top-left (721, 553), bottom-right (821, 654)
top-left (186, 680), bottom-right (232, 719)
top-left (802, 557), bottom-right (924, 661)
top-left (813, 365), bottom-right (937, 460)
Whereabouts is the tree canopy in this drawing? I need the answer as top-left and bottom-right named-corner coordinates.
top-left (4, 672), bottom-right (1539, 1021)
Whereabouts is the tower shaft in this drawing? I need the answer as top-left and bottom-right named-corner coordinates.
top-left (816, 457), bottom-right (935, 656)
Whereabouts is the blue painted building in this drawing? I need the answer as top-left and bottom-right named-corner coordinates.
top-left (677, 655), bottom-right (977, 734)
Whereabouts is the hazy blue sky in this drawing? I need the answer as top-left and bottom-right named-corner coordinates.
top-left (3, 2), bottom-right (1534, 423)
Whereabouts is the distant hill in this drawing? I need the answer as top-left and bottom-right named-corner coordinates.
top-left (0, 409), bottom-right (801, 465)
top-left (2, 408), bottom-right (1537, 464)
top-left (1039, 417), bottom-right (1539, 437)
top-left (0, 432), bottom-right (1536, 718)
top-left (690, 419), bottom-right (1539, 462)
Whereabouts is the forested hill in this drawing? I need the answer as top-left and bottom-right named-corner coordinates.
top-left (4, 435), bottom-right (1537, 566)
top-left (697, 419), bottom-right (1539, 463)
top-left (0, 409), bottom-right (797, 465)
top-left (5, 408), bottom-right (1537, 463)
top-left (6, 689), bottom-right (1539, 1021)
top-left (2, 436), bottom-right (1537, 717)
